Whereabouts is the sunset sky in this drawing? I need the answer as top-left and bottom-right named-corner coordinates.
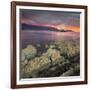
top-left (20, 9), bottom-right (81, 32)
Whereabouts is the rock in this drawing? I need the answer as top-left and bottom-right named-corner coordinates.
top-left (49, 45), bottom-right (56, 49)
top-left (21, 45), bottom-right (37, 61)
top-left (42, 48), bottom-right (61, 62)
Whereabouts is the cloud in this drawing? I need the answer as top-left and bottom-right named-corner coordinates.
top-left (20, 9), bottom-right (80, 32)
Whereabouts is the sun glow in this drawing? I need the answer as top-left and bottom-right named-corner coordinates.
top-left (21, 19), bottom-right (80, 32)
top-left (55, 24), bottom-right (65, 30)
top-left (64, 25), bottom-right (80, 32)
top-left (54, 24), bottom-right (80, 32)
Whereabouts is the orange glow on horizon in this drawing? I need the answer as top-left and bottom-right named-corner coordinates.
top-left (21, 19), bottom-right (80, 32)
top-left (64, 25), bottom-right (80, 32)
top-left (53, 24), bottom-right (80, 32)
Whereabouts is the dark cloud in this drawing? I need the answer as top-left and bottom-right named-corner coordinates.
top-left (20, 9), bottom-right (81, 26)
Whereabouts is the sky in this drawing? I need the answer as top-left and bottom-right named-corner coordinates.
top-left (20, 9), bottom-right (81, 32)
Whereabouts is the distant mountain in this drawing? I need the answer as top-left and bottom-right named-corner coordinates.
top-left (21, 24), bottom-right (74, 32)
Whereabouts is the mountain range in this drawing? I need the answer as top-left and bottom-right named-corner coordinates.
top-left (21, 24), bottom-right (74, 32)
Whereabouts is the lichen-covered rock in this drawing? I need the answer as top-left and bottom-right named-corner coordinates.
top-left (37, 44), bottom-right (40, 47)
top-left (20, 39), bottom-right (80, 78)
top-left (45, 44), bottom-right (49, 49)
top-left (49, 45), bottom-right (56, 49)
top-left (22, 56), bottom-right (50, 75)
top-left (42, 48), bottom-right (61, 62)
top-left (21, 45), bottom-right (37, 61)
